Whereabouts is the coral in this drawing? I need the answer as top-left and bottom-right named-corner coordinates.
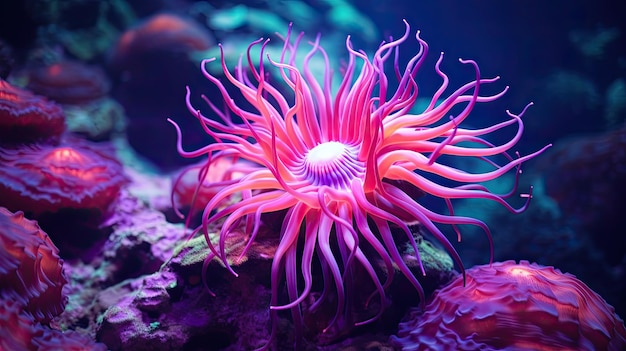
top-left (110, 13), bottom-right (213, 72)
top-left (0, 207), bottom-right (67, 323)
top-left (0, 138), bottom-right (127, 216)
top-left (33, 329), bottom-right (108, 351)
top-left (171, 157), bottom-right (255, 214)
top-left (170, 21), bottom-right (549, 347)
top-left (0, 292), bottom-right (106, 351)
top-left (0, 79), bottom-right (65, 144)
top-left (108, 13), bottom-right (215, 170)
top-left (97, 271), bottom-right (203, 351)
top-left (26, 60), bottom-right (110, 105)
top-left (0, 294), bottom-right (40, 350)
top-left (63, 97), bottom-right (126, 141)
top-left (392, 260), bottom-right (626, 351)
top-left (101, 189), bottom-right (188, 281)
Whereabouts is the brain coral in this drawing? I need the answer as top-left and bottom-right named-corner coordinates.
top-left (0, 139), bottom-right (127, 216)
top-left (0, 79), bottom-right (66, 144)
top-left (0, 207), bottom-right (67, 323)
top-left (393, 260), bottom-right (626, 351)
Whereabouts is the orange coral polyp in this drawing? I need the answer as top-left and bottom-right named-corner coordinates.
top-left (45, 147), bottom-right (84, 161)
top-left (43, 147), bottom-right (99, 181)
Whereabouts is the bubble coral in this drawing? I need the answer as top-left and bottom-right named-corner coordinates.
top-left (26, 60), bottom-right (110, 105)
top-left (0, 140), bottom-right (127, 215)
top-left (0, 207), bottom-right (67, 323)
top-left (169, 21), bottom-right (549, 346)
top-left (0, 79), bottom-right (65, 144)
top-left (393, 260), bottom-right (626, 351)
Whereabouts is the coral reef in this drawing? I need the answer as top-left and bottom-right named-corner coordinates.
top-left (393, 260), bottom-right (626, 351)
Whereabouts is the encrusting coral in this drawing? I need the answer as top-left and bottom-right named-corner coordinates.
top-left (0, 207), bottom-right (67, 323)
top-left (392, 260), bottom-right (626, 351)
top-left (0, 138), bottom-right (127, 216)
top-left (25, 60), bottom-right (111, 105)
top-left (0, 79), bottom-right (65, 144)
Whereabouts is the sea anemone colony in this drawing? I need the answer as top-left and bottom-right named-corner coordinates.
top-left (169, 21), bottom-right (550, 345)
top-left (393, 260), bottom-right (626, 350)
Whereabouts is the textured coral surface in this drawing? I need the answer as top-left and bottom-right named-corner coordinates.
top-left (26, 60), bottom-right (111, 105)
top-left (393, 260), bottom-right (626, 351)
top-left (0, 140), bottom-right (127, 215)
top-left (0, 79), bottom-right (66, 144)
top-left (0, 207), bottom-right (67, 323)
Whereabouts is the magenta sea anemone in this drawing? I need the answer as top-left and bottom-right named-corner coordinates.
top-left (169, 21), bottom-right (550, 347)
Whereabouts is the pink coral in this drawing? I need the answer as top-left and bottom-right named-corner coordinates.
top-left (0, 207), bottom-right (67, 323)
top-left (110, 13), bottom-right (213, 71)
top-left (0, 79), bottom-right (65, 144)
top-left (170, 21), bottom-right (549, 346)
top-left (26, 60), bottom-right (110, 105)
top-left (393, 260), bottom-right (626, 350)
top-left (0, 139), bottom-right (127, 216)
top-left (171, 157), bottom-right (256, 215)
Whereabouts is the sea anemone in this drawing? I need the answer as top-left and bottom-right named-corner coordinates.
top-left (0, 79), bottom-right (65, 144)
top-left (0, 207), bottom-right (67, 323)
top-left (169, 21), bottom-right (550, 346)
top-left (0, 139), bottom-right (127, 216)
top-left (392, 260), bottom-right (626, 350)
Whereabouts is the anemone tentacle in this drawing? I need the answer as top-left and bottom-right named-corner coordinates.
top-left (170, 19), bottom-right (550, 349)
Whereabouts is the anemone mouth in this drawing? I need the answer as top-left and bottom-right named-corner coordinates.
top-left (297, 141), bottom-right (365, 189)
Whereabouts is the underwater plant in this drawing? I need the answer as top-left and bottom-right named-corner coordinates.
top-left (169, 20), bottom-right (550, 347)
